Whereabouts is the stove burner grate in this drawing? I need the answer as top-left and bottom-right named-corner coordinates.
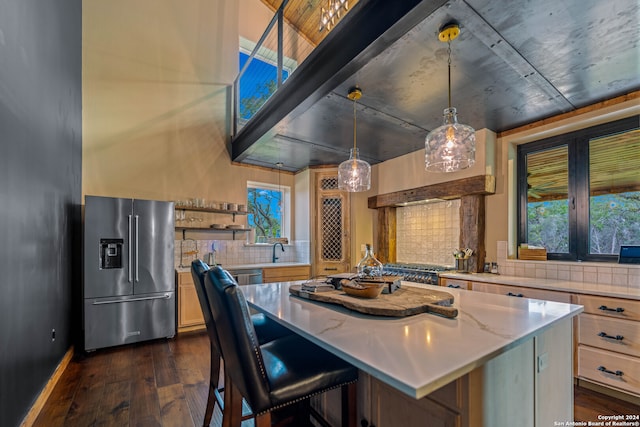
top-left (382, 263), bottom-right (454, 285)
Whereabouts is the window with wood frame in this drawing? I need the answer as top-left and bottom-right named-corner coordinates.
top-left (517, 116), bottom-right (640, 261)
top-left (247, 181), bottom-right (290, 244)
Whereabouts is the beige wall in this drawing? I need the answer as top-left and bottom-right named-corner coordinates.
top-left (375, 129), bottom-right (496, 195)
top-left (349, 180), bottom-right (377, 266)
top-left (82, 0), bottom-right (296, 238)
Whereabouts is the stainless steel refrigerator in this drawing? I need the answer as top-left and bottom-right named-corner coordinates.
top-left (83, 196), bottom-right (175, 351)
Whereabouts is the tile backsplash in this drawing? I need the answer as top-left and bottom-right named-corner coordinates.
top-left (396, 200), bottom-right (460, 266)
top-left (495, 240), bottom-right (640, 290)
top-left (175, 239), bottom-right (310, 268)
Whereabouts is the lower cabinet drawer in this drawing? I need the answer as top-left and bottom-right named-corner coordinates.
top-left (440, 278), bottom-right (471, 290)
top-left (576, 294), bottom-right (640, 321)
top-left (263, 265), bottom-right (311, 283)
top-left (579, 313), bottom-right (640, 358)
top-left (471, 282), bottom-right (571, 303)
top-left (578, 346), bottom-right (640, 396)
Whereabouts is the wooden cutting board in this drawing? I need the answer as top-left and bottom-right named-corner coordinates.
top-left (289, 284), bottom-right (458, 318)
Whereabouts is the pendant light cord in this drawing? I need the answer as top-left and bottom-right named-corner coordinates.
top-left (447, 40), bottom-right (452, 110)
top-left (353, 96), bottom-right (357, 153)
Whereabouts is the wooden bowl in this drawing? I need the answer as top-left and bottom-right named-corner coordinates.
top-left (342, 281), bottom-right (385, 299)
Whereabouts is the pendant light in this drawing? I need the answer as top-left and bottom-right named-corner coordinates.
top-left (425, 22), bottom-right (476, 173)
top-left (338, 87), bottom-right (371, 192)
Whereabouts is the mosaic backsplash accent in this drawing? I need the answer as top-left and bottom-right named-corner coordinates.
top-left (175, 239), bottom-right (310, 268)
top-left (396, 200), bottom-right (460, 267)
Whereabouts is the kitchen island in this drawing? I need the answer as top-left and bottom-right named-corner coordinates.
top-left (242, 281), bottom-right (583, 427)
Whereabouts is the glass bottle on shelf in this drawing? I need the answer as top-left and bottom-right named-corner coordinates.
top-left (357, 244), bottom-right (383, 278)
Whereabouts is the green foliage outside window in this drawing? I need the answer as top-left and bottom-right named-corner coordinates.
top-left (589, 193), bottom-right (640, 254)
top-left (527, 193), bottom-right (640, 255)
top-left (527, 200), bottom-right (569, 253)
top-left (247, 187), bottom-right (282, 243)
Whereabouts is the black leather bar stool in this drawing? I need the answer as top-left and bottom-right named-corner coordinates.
top-left (204, 266), bottom-right (358, 427)
top-left (190, 260), bottom-right (292, 426)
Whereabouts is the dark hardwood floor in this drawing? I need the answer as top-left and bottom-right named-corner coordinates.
top-left (34, 331), bottom-right (640, 426)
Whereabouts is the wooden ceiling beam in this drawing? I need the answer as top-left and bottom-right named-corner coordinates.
top-left (368, 175), bottom-right (496, 209)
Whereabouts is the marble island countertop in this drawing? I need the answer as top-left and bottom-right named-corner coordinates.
top-left (440, 272), bottom-right (640, 300)
top-left (175, 261), bottom-right (310, 273)
top-left (242, 281), bottom-right (582, 399)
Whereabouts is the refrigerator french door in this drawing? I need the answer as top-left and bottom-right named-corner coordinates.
top-left (83, 196), bottom-right (175, 351)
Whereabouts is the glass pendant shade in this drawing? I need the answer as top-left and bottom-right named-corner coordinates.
top-left (425, 107), bottom-right (476, 172)
top-left (338, 148), bottom-right (371, 192)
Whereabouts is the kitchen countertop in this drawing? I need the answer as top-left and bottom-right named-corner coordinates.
top-left (242, 281), bottom-right (582, 399)
top-left (175, 261), bottom-right (310, 273)
top-left (440, 272), bottom-right (640, 300)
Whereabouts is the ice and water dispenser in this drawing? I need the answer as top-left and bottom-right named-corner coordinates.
top-left (99, 238), bottom-right (123, 269)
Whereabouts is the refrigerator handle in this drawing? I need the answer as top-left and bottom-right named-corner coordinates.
top-left (135, 215), bottom-right (139, 282)
top-left (91, 293), bottom-right (172, 305)
top-left (128, 214), bottom-right (133, 283)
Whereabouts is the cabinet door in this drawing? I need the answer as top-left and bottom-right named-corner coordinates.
top-left (177, 273), bottom-right (204, 330)
top-left (179, 285), bottom-right (205, 327)
top-left (314, 171), bottom-right (351, 276)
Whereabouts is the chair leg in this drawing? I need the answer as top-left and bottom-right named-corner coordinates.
top-left (341, 382), bottom-right (357, 427)
top-left (203, 350), bottom-right (222, 426)
top-left (255, 412), bottom-right (271, 427)
top-left (223, 372), bottom-right (244, 427)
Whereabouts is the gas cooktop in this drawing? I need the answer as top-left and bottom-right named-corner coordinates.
top-left (382, 263), bottom-right (455, 285)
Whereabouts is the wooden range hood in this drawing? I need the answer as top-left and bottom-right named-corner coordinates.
top-left (368, 175), bottom-right (496, 272)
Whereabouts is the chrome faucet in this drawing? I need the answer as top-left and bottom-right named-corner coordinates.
top-left (272, 242), bottom-right (284, 263)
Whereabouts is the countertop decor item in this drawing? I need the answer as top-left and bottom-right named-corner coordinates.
top-left (357, 243), bottom-right (383, 277)
top-left (338, 87), bottom-right (371, 192)
top-left (453, 247), bottom-right (473, 273)
top-left (289, 284), bottom-right (458, 318)
top-left (341, 280), bottom-right (385, 299)
top-left (425, 21), bottom-right (476, 173)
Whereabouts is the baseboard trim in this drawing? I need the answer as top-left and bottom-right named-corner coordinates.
top-left (576, 378), bottom-right (640, 405)
top-left (177, 324), bottom-right (206, 334)
top-left (20, 346), bottom-right (74, 427)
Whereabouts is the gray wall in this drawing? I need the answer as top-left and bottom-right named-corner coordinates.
top-left (0, 1), bottom-right (82, 425)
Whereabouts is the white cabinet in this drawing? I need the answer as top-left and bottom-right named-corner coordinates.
top-left (312, 319), bottom-right (573, 427)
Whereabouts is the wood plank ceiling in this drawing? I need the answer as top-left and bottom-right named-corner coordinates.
top-left (259, 0), bottom-right (360, 47)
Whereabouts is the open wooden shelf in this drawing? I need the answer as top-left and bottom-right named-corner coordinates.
top-left (175, 206), bottom-right (248, 215)
top-left (176, 227), bottom-right (250, 240)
